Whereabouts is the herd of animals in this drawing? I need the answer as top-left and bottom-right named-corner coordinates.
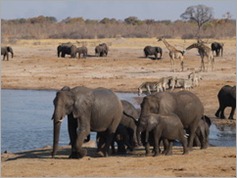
top-left (51, 84), bottom-right (235, 159)
top-left (138, 70), bottom-right (202, 96)
top-left (1, 38), bottom-right (235, 159)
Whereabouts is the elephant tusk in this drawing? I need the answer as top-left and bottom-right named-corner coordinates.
top-left (184, 133), bottom-right (189, 138)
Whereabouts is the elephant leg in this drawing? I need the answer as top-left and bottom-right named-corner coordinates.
top-left (162, 139), bottom-right (171, 155)
top-left (228, 106), bottom-right (235, 119)
top-left (133, 127), bottom-right (139, 147)
top-left (215, 107), bottom-right (221, 118)
top-left (153, 131), bottom-right (162, 157)
top-left (145, 142), bottom-right (150, 156)
top-left (103, 132), bottom-right (115, 157)
top-left (117, 140), bottom-right (126, 154)
top-left (153, 137), bottom-right (160, 157)
top-left (67, 114), bottom-right (78, 158)
top-left (74, 120), bottom-right (90, 158)
top-left (220, 106), bottom-right (226, 119)
top-left (96, 132), bottom-right (106, 153)
top-left (193, 135), bottom-right (201, 147)
top-left (110, 138), bottom-right (116, 155)
top-left (188, 125), bottom-right (198, 150)
top-left (165, 141), bottom-right (173, 155)
top-left (75, 130), bottom-right (89, 158)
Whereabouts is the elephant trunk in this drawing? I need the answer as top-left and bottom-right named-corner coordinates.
top-left (51, 114), bottom-right (62, 158)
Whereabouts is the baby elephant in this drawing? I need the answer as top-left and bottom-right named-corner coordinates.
top-left (143, 113), bottom-right (188, 156)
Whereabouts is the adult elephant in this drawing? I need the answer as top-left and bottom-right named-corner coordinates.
top-left (57, 43), bottom-right (77, 58)
top-left (95, 43), bottom-right (108, 57)
top-left (215, 85), bottom-right (236, 119)
top-left (137, 91), bottom-right (204, 150)
top-left (144, 46), bottom-right (162, 59)
top-left (51, 86), bottom-right (123, 158)
top-left (211, 42), bottom-right (224, 57)
top-left (1, 46), bottom-right (14, 61)
top-left (77, 46), bottom-right (88, 58)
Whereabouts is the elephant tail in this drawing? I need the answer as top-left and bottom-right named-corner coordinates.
top-left (123, 111), bottom-right (138, 125)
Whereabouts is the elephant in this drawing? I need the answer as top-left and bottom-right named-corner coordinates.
top-left (143, 46), bottom-right (162, 59)
top-left (1, 46), bottom-right (14, 61)
top-left (57, 42), bottom-right (77, 58)
top-left (193, 115), bottom-right (211, 149)
top-left (51, 86), bottom-right (123, 158)
top-left (95, 43), bottom-right (108, 57)
top-left (211, 42), bottom-right (224, 57)
top-left (97, 100), bottom-right (139, 154)
top-left (215, 85), bottom-right (236, 119)
top-left (77, 46), bottom-right (88, 58)
top-left (140, 113), bottom-right (188, 156)
top-left (97, 124), bottom-right (134, 155)
top-left (137, 91), bottom-right (204, 150)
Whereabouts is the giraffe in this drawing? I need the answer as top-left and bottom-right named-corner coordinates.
top-left (186, 42), bottom-right (214, 72)
top-left (158, 37), bottom-right (185, 72)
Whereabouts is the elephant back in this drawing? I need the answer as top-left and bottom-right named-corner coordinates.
top-left (174, 91), bottom-right (204, 128)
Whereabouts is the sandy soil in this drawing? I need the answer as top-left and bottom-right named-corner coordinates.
top-left (1, 38), bottom-right (236, 177)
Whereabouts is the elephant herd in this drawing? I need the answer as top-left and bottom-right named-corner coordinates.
top-left (57, 42), bottom-right (108, 58)
top-left (51, 84), bottom-right (235, 159)
top-left (1, 41), bottom-right (223, 61)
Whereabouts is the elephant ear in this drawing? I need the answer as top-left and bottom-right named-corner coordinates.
top-left (72, 93), bottom-right (93, 119)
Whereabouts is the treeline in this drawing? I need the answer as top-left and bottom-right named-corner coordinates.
top-left (1, 15), bottom-right (236, 42)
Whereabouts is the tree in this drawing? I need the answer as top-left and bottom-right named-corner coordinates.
top-left (124, 16), bottom-right (142, 25)
top-left (180, 4), bottom-right (213, 37)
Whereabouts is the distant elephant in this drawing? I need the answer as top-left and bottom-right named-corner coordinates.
top-left (140, 113), bottom-right (188, 156)
top-left (1, 46), bottom-right (14, 61)
top-left (193, 115), bottom-right (211, 149)
top-left (51, 86), bottom-right (123, 158)
top-left (144, 46), bottom-right (162, 59)
top-left (211, 42), bottom-right (224, 57)
top-left (57, 42), bottom-right (77, 58)
top-left (95, 43), bottom-right (108, 57)
top-left (215, 85), bottom-right (236, 119)
top-left (77, 46), bottom-right (88, 58)
top-left (137, 91), bottom-right (204, 150)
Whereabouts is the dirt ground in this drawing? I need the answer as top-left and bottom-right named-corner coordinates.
top-left (1, 38), bottom-right (236, 177)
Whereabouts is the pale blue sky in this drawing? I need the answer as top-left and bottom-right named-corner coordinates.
top-left (1, 0), bottom-right (236, 21)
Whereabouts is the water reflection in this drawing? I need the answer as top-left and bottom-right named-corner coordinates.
top-left (1, 89), bottom-right (236, 153)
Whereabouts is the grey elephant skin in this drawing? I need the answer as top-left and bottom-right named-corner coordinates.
top-left (112, 100), bottom-right (139, 154)
top-left (97, 100), bottom-right (139, 154)
top-left (144, 46), bottom-right (162, 59)
top-left (1, 46), bottom-right (14, 60)
top-left (77, 46), bottom-right (88, 58)
top-left (57, 42), bottom-right (77, 58)
top-left (51, 86), bottom-right (123, 158)
top-left (193, 115), bottom-right (211, 149)
top-left (95, 43), bottom-right (108, 57)
top-left (137, 91), bottom-right (204, 150)
top-left (215, 85), bottom-right (236, 119)
top-left (140, 113), bottom-right (188, 156)
top-left (211, 42), bottom-right (224, 57)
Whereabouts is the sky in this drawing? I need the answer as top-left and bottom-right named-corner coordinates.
top-left (0, 0), bottom-right (236, 21)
